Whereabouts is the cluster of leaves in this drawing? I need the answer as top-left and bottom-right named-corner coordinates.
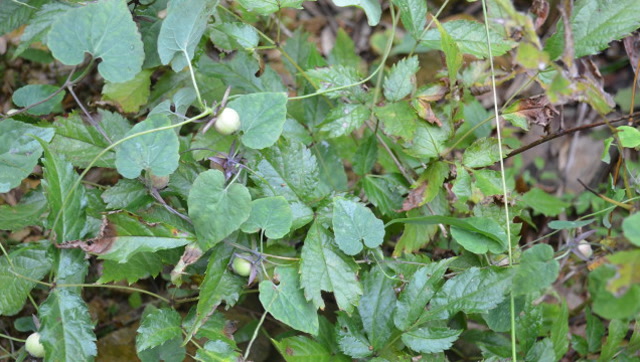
top-left (1, 0), bottom-right (640, 360)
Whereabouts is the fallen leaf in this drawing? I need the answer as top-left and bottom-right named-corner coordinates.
top-left (398, 182), bottom-right (427, 212)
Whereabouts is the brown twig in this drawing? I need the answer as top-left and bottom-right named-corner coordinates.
top-left (506, 111), bottom-right (640, 159)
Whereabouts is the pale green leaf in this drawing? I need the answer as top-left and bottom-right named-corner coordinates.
top-left (241, 196), bottom-right (293, 239)
top-left (0, 119), bottom-right (54, 193)
top-left (545, 0), bottom-right (640, 59)
top-left (375, 101), bottom-right (418, 140)
top-left (115, 114), bottom-right (180, 179)
top-left (599, 319), bottom-right (627, 362)
top-left (420, 20), bottom-right (516, 58)
top-left (0, 0), bottom-right (44, 36)
top-left (273, 336), bottom-right (345, 362)
top-left (353, 134), bottom-right (378, 176)
top-left (394, 260), bottom-right (450, 331)
top-left (332, 0), bottom-right (381, 26)
top-left (237, 0), bottom-right (304, 15)
top-left (383, 56), bottom-right (419, 102)
top-left (450, 216), bottom-right (507, 254)
top-left (40, 141), bottom-right (87, 243)
top-left (623, 212), bottom-right (640, 246)
top-left (405, 122), bottom-right (450, 159)
top-left (259, 266), bottom-right (319, 334)
top-left (227, 92), bottom-right (287, 150)
top-left (402, 327), bottom-right (462, 354)
top-left (548, 219), bottom-right (595, 230)
top-left (300, 223), bottom-right (362, 313)
top-left (14, 2), bottom-right (74, 56)
top-left (307, 66), bottom-right (366, 101)
top-left (196, 340), bottom-right (240, 361)
top-left (320, 103), bottom-right (369, 138)
top-left (137, 307), bottom-right (182, 352)
top-left (188, 170), bottom-right (252, 250)
top-left (101, 178), bottom-right (150, 210)
top-left (513, 244), bottom-right (559, 295)
top-left (336, 312), bottom-right (372, 358)
top-left (522, 188), bottom-right (569, 217)
top-left (157, 0), bottom-right (217, 72)
top-left (392, 0), bottom-right (426, 38)
top-left (0, 243), bottom-right (51, 316)
top-left (97, 253), bottom-right (165, 284)
top-left (435, 19), bottom-right (462, 85)
top-left (550, 302), bottom-right (569, 360)
top-left (210, 22), bottom-right (259, 51)
top-left (332, 197), bottom-right (385, 255)
top-left (358, 268), bottom-right (397, 349)
top-left (39, 289), bottom-right (97, 361)
top-left (199, 52), bottom-right (286, 93)
top-left (462, 137), bottom-right (504, 168)
top-left (47, 0), bottom-right (144, 82)
top-left (102, 69), bottom-right (152, 113)
top-left (0, 190), bottom-right (47, 230)
top-left (362, 174), bottom-right (405, 216)
top-left (617, 126), bottom-right (640, 148)
top-left (12, 84), bottom-right (64, 115)
top-left (329, 28), bottom-right (361, 70)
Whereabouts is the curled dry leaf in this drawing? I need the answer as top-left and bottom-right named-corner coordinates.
top-left (530, 0), bottom-right (550, 30)
top-left (170, 244), bottom-right (204, 286)
top-left (623, 32), bottom-right (640, 81)
top-left (57, 216), bottom-right (115, 254)
top-left (504, 95), bottom-right (559, 132)
top-left (398, 182), bottom-right (427, 212)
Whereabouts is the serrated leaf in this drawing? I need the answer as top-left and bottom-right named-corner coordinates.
top-left (47, 0), bottom-right (144, 83)
top-left (102, 69), bottom-right (152, 113)
top-left (136, 307), bottom-right (182, 352)
top-left (362, 174), bottom-right (405, 217)
top-left (157, 0), bottom-right (217, 71)
top-left (188, 170), bottom-right (251, 250)
top-left (332, 197), bottom-right (385, 255)
top-left (383, 56), bottom-right (419, 102)
top-left (115, 114), bottom-right (180, 179)
top-left (12, 84), bottom-right (64, 115)
top-left (550, 302), bottom-right (569, 360)
top-left (375, 101), bottom-right (419, 140)
top-left (394, 260), bottom-right (450, 331)
top-left (0, 190), bottom-right (47, 230)
top-left (241, 196), bottom-right (292, 239)
top-left (513, 244), bottom-right (559, 295)
top-left (545, 0), bottom-right (640, 59)
top-left (358, 268), bottom-right (397, 350)
top-left (40, 140), bottom-right (87, 243)
top-left (332, 0), bottom-right (381, 26)
top-left (39, 289), bottom-right (97, 361)
top-left (97, 253), bottom-right (165, 284)
top-left (429, 267), bottom-right (512, 320)
top-left (0, 243), bottom-right (51, 316)
top-left (210, 22), bottom-right (259, 51)
top-left (392, 0), bottom-right (426, 38)
top-left (259, 266), bottom-right (319, 334)
top-left (463, 137), bottom-right (505, 168)
top-left (353, 134), bottom-right (378, 176)
top-left (522, 188), bottom-right (569, 217)
top-left (336, 312), bottom-right (373, 358)
top-left (435, 19), bottom-right (463, 87)
top-left (139, 337), bottom-right (186, 362)
top-left (300, 223), bottom-right (362, 313)
top-left (402, 327), bottom-right (462, 354)
top-left (226, 92), bottom-right (287, 149)
top-left (195, 340), bottom-right (240, 361)
top-left (273, 336), bottom-right (346, 362)
top-left (419, 20), bottom-right (516, 58)
top-left (405, 121), bottom-right (449, 159)
top-left (320, 103), bottom-right (369, 138)
top-left (0, 0), bottom-right (43, 36)
top-left (329, 28), bottom-right (361, 70)
top-left (237, 0), bottom-right (304, 15)
top-left (199, 52), bottom-right (286, 93)
top-left (101, 178), bottom-right (150, 210)
top-left (307, 66), bottom-right (366, 101)
top-left (282, 30), bottom-right (328, 76)
top-left (450, 216), bottom-right (508, 254)
top-left (0, 119), bottom-right (54, 193)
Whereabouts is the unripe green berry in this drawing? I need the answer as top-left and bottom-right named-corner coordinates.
top-left (25, 332), bottom-right (45, 358)
top-left (215, 108), bottom-right (241, 135)
top-left (232, 255), bottom-right (252, 277)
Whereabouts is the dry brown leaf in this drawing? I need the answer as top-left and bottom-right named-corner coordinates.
top-left (58, 216), bottom-right (116, 254)
top-left (398, 182), bottom-right (427, 212)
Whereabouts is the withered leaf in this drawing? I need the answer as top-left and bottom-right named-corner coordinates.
top-left (530, 0), bottom-right (550, 30)
top-left (505, 95), bottom-right (558, 131)
top-left (415, 98), bottom-right (442, 126)
top-left (398, 182), bottom-right (427, 212)
top-left (58, 216), bottom-right (116, 254)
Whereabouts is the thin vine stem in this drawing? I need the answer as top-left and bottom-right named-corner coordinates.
top-left (480, 1), bottom-right (517, 360)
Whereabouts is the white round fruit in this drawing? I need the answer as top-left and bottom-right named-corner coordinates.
top-left (25, 332), bottom-right (45, 358)
top-left (577, 241), bottom-right (593, 259)
top-left (214, 108), bottom-right (241, 135)
top-left (232, 255), bottom-right (252, 277)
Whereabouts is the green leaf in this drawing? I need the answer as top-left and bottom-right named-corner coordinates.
top-left (0, 119), bottom-right (54, 193)
top-left (473, 169), bottom-right (504, 196)
top-left (237, 0), bottom-right (304, 15)
top-left (513, 244), bottom-right (559, 295)
top-left (101, 178), bottom-right (150, 210)
top-left (188, 170), bottom-right (252, 250)
top-left (589, 251), bottom-right (640, 319)
top-left (195, 340), bottom-right (240, 361)
top-left (300, 223), bottom-right (362, 313)
top-left (430, 267), bottom-right (512, 320)
top-left (435, 19), bottom-right (462, 86)
top-left (387, 215), bottom-right (506, 246)
top-left (0, 190), bottom-right (47, 230)
top-left (47, 0), bottom-right (144, 83)
top-left (550, 302), bottom-right (569, 360)
top-left (462, 137), bottom-right (504, 168)
top-left (332, 0), bottom-right (381, 26)
top-left (320, 103), bottom-right (369, 138)
top-left (394, 260), bottom-right (450, 331)
top-left (362, 174), bottom-right (405, 216)
top-left (623, 212), bottom-right (640, 246)
top-left (548, 219), bottom-right (595, 230)
top-left (402, 327), bottom-right (462, 354)
top-left (273, 336), bottom-right (344, 361)
top-left (420, 161), bottom-right (449, 205)
top-left (12, 84), bottom-right (64, 115)
top-left (227, 92), bottom-right (287, 150)
top-left (405, 122), bottom-right (449, 159)
top-left (139, 337), bottom-right (185, 362)
top-left (97, 253), bottom-right (166, 284)
top-left (241, 196), bottom-right (293, 239)
top-left (40, 141), bottom-right (87, 243)
top-left (282, 30), bottom-right (328, 75)
top-left (312, 141), bottom-right (349, 193)
top-left (392, 0), bottom-right (426, 38)
top-left (39, 289), bottom-right (97, 361)
top-left (136, 307), bottom-right (182, 352)
top-left (525, 338), bottom-right (556, 362)
top-left (617, 126), bottom-right (640, 148)
top-left (199, 52), bottom-right (286, 93)
top-left (375, 101), bottom-right (419, 140)
top-left (157, 0), bottom-right (217, 72)
top-left (336, 312), bottom-right (373, 358)
top-left (353, 135), bottom-right (378, 176)
top-left (210, 22), bottom-right (259, 51)
top-left (332, 197), bottom-right (385, 255)
top-left (115, 114), bottom-right (180, 179)
top-left (102, 69), bottom-right (152, 113)
top-left (0, 243), bottom-right (51, 316)
top-left (0, 0), bottom-right (43, 36)
top-left (383, 56), bottom-right (419, 102)
top-left (419, 20), bottom-right (516, 58)
top-left (545, 0), bottom-right (640, 59)
top-left (599, 319), bottom-right (627, 361)
top-left (358, 268), bottom-right (397, 350)
top-left (329, 28), bottom-right (361, 70)
top-left (307, 66), bottom-right (366, 101)
top-left (522, 188), bottom-right (569, 217)
top-left (450, 217), bottom-right (507, 254)
top-left (259, 266), bottom-right (319, 334)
